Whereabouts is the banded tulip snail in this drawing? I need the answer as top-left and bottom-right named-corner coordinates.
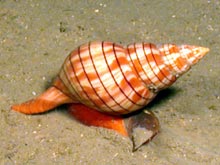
top-left (12, 41), bottom-right (209, 151)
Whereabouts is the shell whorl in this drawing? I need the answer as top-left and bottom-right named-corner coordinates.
top-left (54, 41), bottom-right (209, 115)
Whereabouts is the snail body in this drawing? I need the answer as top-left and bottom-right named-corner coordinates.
top-left (12, 41), bottom-right (209, 115)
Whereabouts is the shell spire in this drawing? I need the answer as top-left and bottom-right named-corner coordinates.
top-left (159, 44), bottom-right (209, 77)
top-left (179, 45), bottom-right (209, 65)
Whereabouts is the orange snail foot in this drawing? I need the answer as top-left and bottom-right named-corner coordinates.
top-left (68, 104), bottom-right (160, 152)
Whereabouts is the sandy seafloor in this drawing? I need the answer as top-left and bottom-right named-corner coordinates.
top-left (0, 0), bottom-right (220, 164)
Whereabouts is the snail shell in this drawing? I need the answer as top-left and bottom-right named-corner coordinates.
top-left (12, 41), bottom-right (209, 115)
